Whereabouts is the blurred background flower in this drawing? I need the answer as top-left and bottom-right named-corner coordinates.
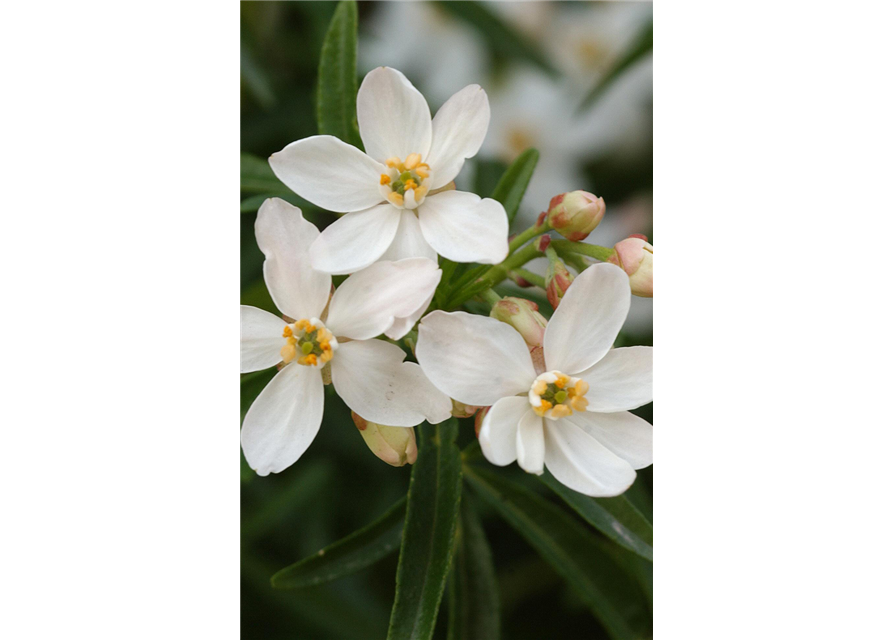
top-left (241, 2), bottom-right (652, 638)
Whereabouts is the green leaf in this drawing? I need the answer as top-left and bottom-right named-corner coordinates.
top-left (437, 1), bottom-right (558, 77)
top-left (539, 471), bottom-right (653, 562)
top-left (271, 497), bottom-right (407, 589)
top-left (579, 20), bottom-right (653, 113)
top-left (317, 0), bottom-right (361, 146)
top-left (447, 496), bottom-right (500, 640)
top-left (240, 152), bottom-right (289, 195)
top-left (490, 148), bottom-right (539, 225)
top-left (387, 420), bottom-right (463, 640)
top-left (465, 466), bottom-right (650, 640)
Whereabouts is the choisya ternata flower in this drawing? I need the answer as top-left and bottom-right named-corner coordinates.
top-left (269, 66), bottom-right (509, 275)
top-left (417, 263), bottom-right (652, 497)
top-left (240, 198), bottom-right (451, 476)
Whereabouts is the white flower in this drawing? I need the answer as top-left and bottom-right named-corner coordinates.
top-left (269, 66), bottom-right (509, 275)
top-left (416, 263), bottom-right (652, 497)
top-left (241, 198), bottom-right (452, 476)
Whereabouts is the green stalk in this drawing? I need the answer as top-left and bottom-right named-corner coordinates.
top-left (510, 268), bottom-right (545, 289)
top-left (550, 239), bottom-right (615, 262)
top-left (508, 221), bottom-right (550, 253)
top-left (446, 242), bottom-right (544, 308)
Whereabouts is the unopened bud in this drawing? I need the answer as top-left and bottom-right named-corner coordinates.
top-left (474, 406), bottom-right (490, 438)
top-left (546, 260), bottom-right (574, 309)
top-left (608, 236), bottom-right (653, 298)
top-left (489, 297), bottom-right (547, 347)
top-left (546, 191), bottom-right (606, 241)
top-left (352, 412), bottom-right (418, 467)
top-left (451, 399), bottom-right (480, 419)
top-left (508, 271), bottom-right (533, 288)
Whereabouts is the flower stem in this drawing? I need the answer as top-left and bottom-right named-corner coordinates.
top-left (509, 221), bottom-right (551, 253)
top-left (480, 288), bottom-right (502, 306)
top-left (511, 268), bottom-right (546, 289)
top-left (446, 241), bottom-right (544, 308)
top-left (550, 239), bottom-right (615, 262)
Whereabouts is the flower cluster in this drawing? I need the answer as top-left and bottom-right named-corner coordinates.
top-left (241, 67), bottom-right (653, 497)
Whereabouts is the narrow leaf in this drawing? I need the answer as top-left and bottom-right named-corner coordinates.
top-left (579, 20), bottom-right (653, 113)
top-left (490, 148), bottom-right (539, 225)
top-left (437, 1), bottom-right (558, 77)
top-left (387, 420), bottom-right (463, 640)
top-left (271, 497), bottom-right (406, 589)
top-left (240, 152), bottom-right (290, 195)
top-left (540, 471), bottom-right (653, 561)
top-left (317, 0), bottom-right (361, 146)
top-left (465, 466), bottom-right (650, 640)
top-left (447, 497), bottom-right (500, 640)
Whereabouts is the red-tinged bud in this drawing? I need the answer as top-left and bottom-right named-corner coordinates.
top-left (509, 271), bottom-right (533, 287)
top-left (546, 259), bottom-right (574, 309)
top-left (352, 412), bottom-right (418, 467)
top-left (537, 235), bottom-right (552, 252)
top-left (608, 236), bottom-right (653, 298)
top-left (536, 211), bottom-right (548, 226)
top-left (451, 399), bottom-right (481, 419)
top-left (490, 296), bottom-right (547, 347)
top-left (474, 406), bottom-right (490, 438)
top-left (546, 190), bottom-right (606, 241)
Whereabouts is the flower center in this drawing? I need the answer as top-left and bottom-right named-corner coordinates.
top-left (281, 318), bottom-right (338, 368)
top-left (379, 153), bottom-right (431, 210)
top-left (528, 371), bottom-right (589, 420)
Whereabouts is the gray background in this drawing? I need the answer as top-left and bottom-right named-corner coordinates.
top-left (654, 52), bottom-right (893, 640)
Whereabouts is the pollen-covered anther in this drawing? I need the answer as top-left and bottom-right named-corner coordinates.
top-left (282, 318), bottom-right (339, 367)
top-left (528, 370), bottom-right (590, 420)
top-left (379, 153), bottom-right (433, 210)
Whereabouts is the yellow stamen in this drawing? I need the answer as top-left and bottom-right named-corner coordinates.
top-left (320, 340), bottom-right (330, 351)
top-left (282, 326), bottom-right (293, 338)
top-left (533, 380), bottom-right (547, 395)
top-left (403, 178), bottom-right (417, 190)
top-left (296, 319), bottom-right (311, 331)
top-left (386, 157), bottom-right (400, 168)
top-left (380, 174), bottom-right (391, 185)
top-left (287, 336), bottom-right (297, 346)
top-left (415, 166), bottom-right (429, 179)
top-left (301, 353), bottom-right (318, 366)
top-left (281, 343), bottom-right (297, 363)
top-left (388, 192), bottom-right (404, 206)
top-left (575, 380), bottom-right (589, 396)
top-left (571, 396), bottom-right (589, 412)
top-left (413, 186), bottom-right (428, 200)
top-left (554, 373), bottom-right (570, 389)
top-left (404, 153), bottom-right (421, 169)
top-left (533, 400), bottom-right (553, 417)
top-left (551, 404), bottom-right (572, 418)
top-left (321, 350), bottom-right (333, 363)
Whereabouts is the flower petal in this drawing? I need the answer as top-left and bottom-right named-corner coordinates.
top-left (567, 411), bottom-right (653, 470)
top-left (543, 263), bottom-right (630, 374)
top-left (379, 210), bottom-right (439, 262)
top-left (240, 306), bottom-right (286, 373)
top-left (416, 311), bottom-right (536, 406)
top-left (255, 198), bottom-right (331, 321)
top-left (479, 396), bottom-right (529, 466)
top-left (357, 67), bottom-right (432, 163)
top-left (269, 136), bottom-right (386, 213)
top-left (544, 419), bottom-right (636, 497)
top-left (384, 288), bottom-right (435, 341)
top-left (425, 84), bottom-right (490, 189)
top-left (331, 339), bottom-right (452, 426)
top-left (240, 362), bottom-right (324, 476)
top-left (309, 204), bottom-right (401, 275)
top-left (516, 410), bottom-right (545, 475)
top-left (577, 346), bottom-right (653, 412)
top-left (326, 258), bottom-right (441, 340)
top-left (418, 191), bottom-right (509, 264)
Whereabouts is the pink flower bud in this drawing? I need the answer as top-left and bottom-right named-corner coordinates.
top-left (546, 260), bottom-right (575, 309)
top-left (489, 297), bottom-right (548, 347)
top-left (474, 406), bottom-right (490, 438)
top-left (608, 236), bottom-right (653, 298)
top-left (546, 191), bottom-right (606, 241)
top-left (451, 399), bottom-right (480, 419)
top-left (352, 412), bottom-right (417, 467)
